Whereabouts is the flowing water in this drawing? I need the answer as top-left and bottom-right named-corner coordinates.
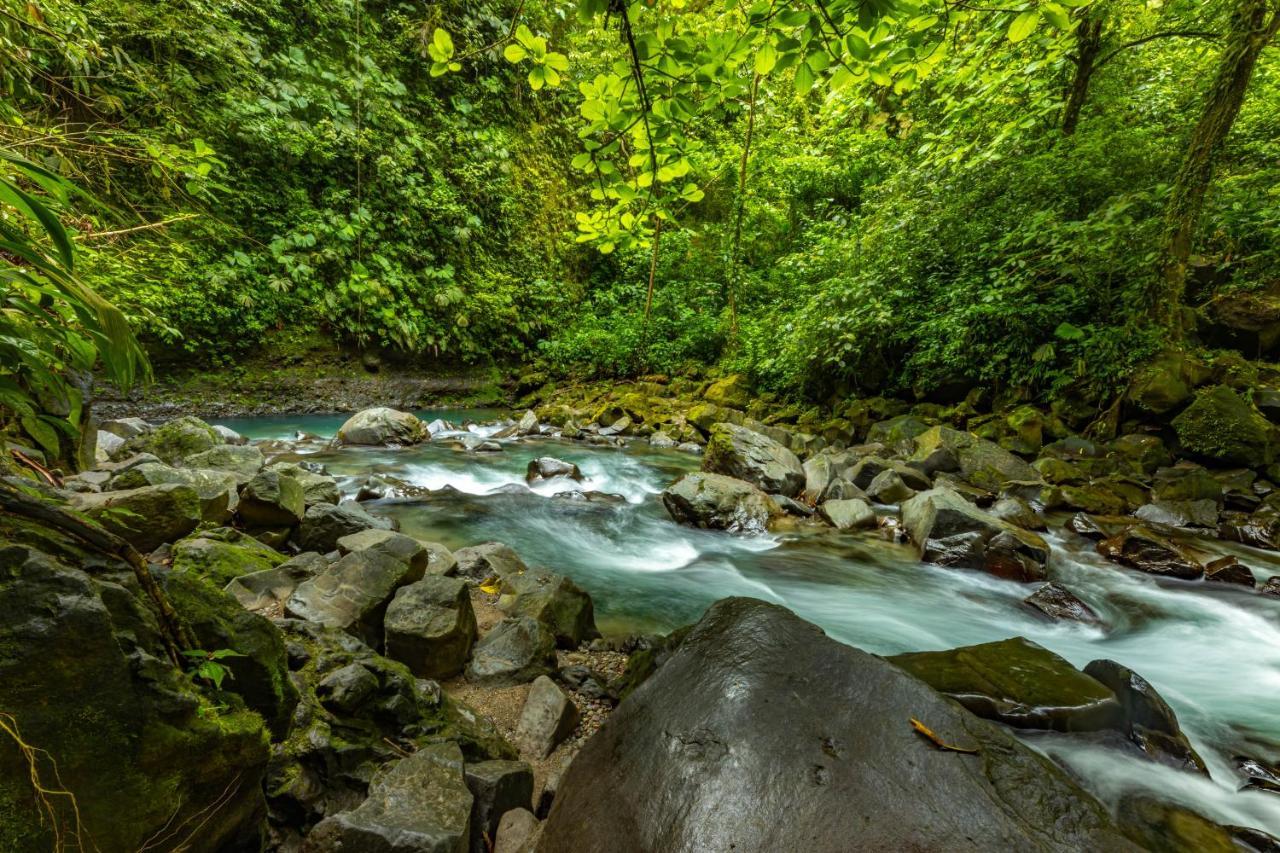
top-left (218, 410), bottom-right (1280, 835)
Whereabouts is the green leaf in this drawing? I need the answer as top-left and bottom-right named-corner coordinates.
top-left (754, 42), bottom-right (778, 75)
top-left (1054, 322), bottom-right (1085, 341)
top-left (1042, 3), bottom-right (1071, 30)
top-left (504, 43), bottom-right (528, 63)
top-left (432, 28), bottom-right (454, 58)
top-left (1007, 10), bottom-right (1039, 42)
top-left (21, 415), bottom-right (60, 457)
top-left (528, 66), bottom-right (546, 91)
top-left (794, 61), bottom-right (815, 93)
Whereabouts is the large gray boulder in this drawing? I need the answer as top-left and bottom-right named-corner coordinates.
top-left (340, 528), bottom-right (456, 576)
top-left (465, 617), bottom-right (557, 686)
top-left (267, 460), bottom-right (339, 505)
top-left (384, 576), bottom-right (478, 679)
top-left (455, 542), bottom-right (527, 581)
top-left (900, 488), bottom-right (1050, 582)
top-left (225, 552), bottom-right (327, 614)
top-left (703, 422), bottom-right (805, 497)
top-left (171, 527), bottom-right (287, 586)
top-left (538, 598), bottom-right (1138, 852)
top-left (335, 407), bottom-right (429, 446)
top-left (464, 761), bottom-right (534, 853)
top-left (286, 550), bottom-right (425, 649)
top-left (661, 472), bottom-right (780, 534)
top-left (304, 743), bottom-right (472, 853)
top-left (238, 468), bottom-right (306, 528)
top-left (296, 501), bottom-right (393, 553)
top-left (184, 444), bottom-right (265, 483)
top-left (515, 676), bottom-right (579, 759)
top-left (108, 461), bottom-right (238, 523)
top-left (525, 457), bottom-right (583, 483)
top-left (70, 483), bottom-right (202, 553)
top-left (498, 570), bottom-right (598, 648)
top-left (118, 415), bottom-right (220, 464)
top-left (910, 426), bottom-right (1040, 490)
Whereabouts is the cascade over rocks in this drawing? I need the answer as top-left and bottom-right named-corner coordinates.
top-left (702, 422), bottom-right (805, 497)
top-left (335, 407), bottom-right (430, 446)
top-left (539, 598), bottom-right (1137, 852)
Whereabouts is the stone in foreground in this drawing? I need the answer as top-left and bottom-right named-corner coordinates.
top-left (384, 576), bottom-right (478, 679)
top-left (285, 549), bottom-right (424, 649)
top-left (498, 570), bottom-right (598, 648)
top-left (304, 742), bottom-right (472, 853)
top-left (464, 760), bottom-right (534, 853)
top-left (465, 616), bottom-right (558, 686)
top-left (515, 675), bottom-right (580, 759)
top-left (538, 598), bottom-right (1137, 852)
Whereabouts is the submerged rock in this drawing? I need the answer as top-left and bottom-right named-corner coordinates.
top-left (661, 472), bottom-right (781, 534)
top-left (539, 598), bottom-right (1137, 852)
top-left (1022, 582), bottom-right (1103, 627)
top-left (702, 422), bottom-right (805, 497)
top-left (335, 407), bottom-right (429, 446)
top-left (890, 637), bottom-right (1123, 732)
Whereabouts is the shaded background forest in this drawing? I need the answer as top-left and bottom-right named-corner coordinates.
top-left (2, 0), bottom-right (1277, 404)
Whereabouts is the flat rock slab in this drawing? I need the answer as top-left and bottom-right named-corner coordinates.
top-left (889, 637), bottom-right (1123, 732)
top-left (539, 598), bottom-right (1138, 853)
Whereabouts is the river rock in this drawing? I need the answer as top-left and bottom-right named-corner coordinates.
top-left (817, 497), bottom-right (876, 530)
top-left (108, 461), bottom-right (238, 523)
top-left (213, 423), bottom-right (248, 444)
top-left (525, 456), bottom-right (584, 483)
top-left (70, 482), bottom-right (202, 553)
top-left (286, 549), bottom-right (425, 649)
top-left (1097, 525), bottom-right (1203, 580)
top-left (498, 570), bottom-right (599, 648)
top-left (455, 541), bottom-right (527, 581)
top-left (1135, 499), bottom-right (1219, 529)
top-left (100, 416), bottom-right (151, 440)
top-left (703, 422), bottom-right (804, 497)
top-left (1173, 385), bottom-right (1277, 466)
top-left (1203, 555), bottom-right (1256, 587)
top-left (384, 576), bottom-right (478, 679)
top-left (990, 496), bottom-right (1046, 531)
top-left (1022, 582), bottom-right (1103, 626)
top-left (335, 407), bottom-right (429, 446)
top-left (661, 472), bottom-right (781, 534)
top-left (0, 518), bottom-right (270, 852)
top-left (465, 761), bottom-right (535, 853)
top-left (539, 598), bottom-right (1137, 852)
top-left (1083, 659), bottom-right (1207, 774)
top-left (890, 637), bottom-right (1123, 732)
top-left (267, 460), bottom-right (339, 505)
top-left (296, 501), bottom-right (394, 552)
top-left (900, 487), bottom-right (1050, 582)
top-left (515, 675), bottom-right (579, 758)
top-left (703, 374), bottom-right (751, 409)
top-left (848, 457), bottom-right (931, 492)
top-left (96, 428), bottom-right (125, 460)
top-left (239, 468), bottom-right (306, 527)
top-left (225, 552), bottom-right (327, 614)
top-left (340, 528), bottom-right (456, 576)
top-left (515, 409), bottom-right (540, 436)
top-left (910, 426), bottom-right (1040, 490)
top-left (185, 444), bottom-right (265, 483)
top-left (495, 808), bottom-right (541, 853)
top-left (171, 526), bottom-right (287, 586)
top-left (304, 742), bottom-right (472, 853)
top-left (865, 469), bottom-right (917, 503)
top-left (465, 616), bottom-right (558, 686)
top-left (159, 568), bottom-right (298, 738)
top-left (118, 415), bottom-right (221, 464)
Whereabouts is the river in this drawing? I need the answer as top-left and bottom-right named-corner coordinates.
top-left (215, 409), bottom-right (1280, 836)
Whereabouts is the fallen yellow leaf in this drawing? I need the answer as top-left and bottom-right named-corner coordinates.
top-left (910, 717), bottom-right (979, 754)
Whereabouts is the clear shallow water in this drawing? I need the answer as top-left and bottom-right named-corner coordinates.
top-left (217, 411), bottom-right (1280, 834)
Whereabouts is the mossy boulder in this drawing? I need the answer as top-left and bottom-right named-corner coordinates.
top-left (865, 414), bottom-right (932, 448)
top-left (1126, 351), bottom-right (1211, 415)
top-left (238, 468), bottom-right (306, 527)
top-left (335, 407), bottom-right (429, 446)
top-left (1172, 385), bottom-right (1276, 467)
top-left (703, 422), bottom-right (805, 497)
top-left (910, 426), bottom-right (1040, 491)
top-left (267, 460), bottom-right (339, 505)
top-left (171, 527), bottom-right (287, 586)
top-left (185, 444), bottom-right (266, 484)
top-left (889, 637), bottom-right (1123, 732)
top-left (702, 374), bottom-right (751, 409)
top-left (161, 569), bottom-right (298, 739)
top-left (119, 415), bottom-right (222, 465)
top-left (0, 516), bottom-right (270, 853)
top-left (661, 472), bottom-right (781, 534)
top-left (108, 461), bottom-right (239, 522)
top-left (69, 482), bottom-right (203, 553)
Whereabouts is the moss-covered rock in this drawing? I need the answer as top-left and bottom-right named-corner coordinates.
top-left (703, 422), bottom-right (805, 497)
top-left (702, 374), bottom-right (751, 409)
top-left (0, 514), bottom-right (270, 853)
top-left (1126, 351), bottom-right (1211, 415)
top-left (184, 444), bottom-right (266, 484)
top-left (1172, 385), bottom-right (1276, 466)
top-left (910, 426), bottom-right (1040, 491)
top-left (108, 461), bottom-right (238, 522)
top-left (238, 468), bottom-right (306, 527)
top-left (171, 527), bottom-right (287, 586)
top-left (69, 482), bottom-right (203, 553)
top-left (118, 415), bottom-right (222, 465)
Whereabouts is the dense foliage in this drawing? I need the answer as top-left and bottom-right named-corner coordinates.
top-left (2, 0), bottom-right (1278, 420)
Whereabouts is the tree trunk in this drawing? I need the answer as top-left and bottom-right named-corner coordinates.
top-left (1155, 0), bottom-right (1279, 330)
top-left (1062, 16), bottom-right (1104, 135)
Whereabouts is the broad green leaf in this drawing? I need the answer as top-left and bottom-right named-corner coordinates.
top-left (1007, 11), bottom-right (1038, 42)
top-left (504, 43), bottom-right (528, 63)
top-left (754, 42), bottom-right (778, 75)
